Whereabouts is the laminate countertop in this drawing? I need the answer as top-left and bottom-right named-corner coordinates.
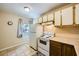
top-left (50, 36), bottom-right (79, 56)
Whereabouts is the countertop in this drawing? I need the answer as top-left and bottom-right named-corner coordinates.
top-left (50, 36), bottom-right (79, 56)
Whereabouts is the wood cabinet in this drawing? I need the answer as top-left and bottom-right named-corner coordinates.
top-left (43, 15), bottom-right (47, 22)
top-left (48, 13), bottom-right (53, 21)
top-left (54, 5), bottom-right (75, 26)
top-left (75, 4), bottom-right (79, 24)
top-left (38, 17), bottom-right (42, 23)
top-left (62, 44), bottom-right (77, 56)
top-left (38, 4), bottom-right (79, 26)
top-left (62, 6), bottom-right (73, 25)
top-left (50, 40), bottom-right (62, 56)
top-left (50, 40), bottom-right (77, 56)
top-left (55, 10), bottom-right (61, 26)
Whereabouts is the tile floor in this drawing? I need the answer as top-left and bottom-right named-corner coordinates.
top-left (0, 44), bottom-right (37, 56)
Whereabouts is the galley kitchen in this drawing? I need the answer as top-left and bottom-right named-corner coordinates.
top-left (0, 3), bottom-right (79, 56)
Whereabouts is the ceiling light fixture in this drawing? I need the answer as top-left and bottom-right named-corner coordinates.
top-left (24, 7), bottom-right (30, 12)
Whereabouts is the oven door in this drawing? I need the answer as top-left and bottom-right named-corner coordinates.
top-left (38, 39), bottom-right (49, 52)
top-left (39, 39), bottom-right (47, 45)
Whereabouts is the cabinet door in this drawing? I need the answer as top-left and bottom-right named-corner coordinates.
top-left (62, 44), bottom-right (77, 56)
top-left (62, 6), bottom-right (73, 25)
top-left (62, 44), bottom-right (72, 56)
top-left (48, 13), bottom-right (53, 21)
top-left (50, 41), bottom-right (62, 56)
top-left (43, 15), bottom-right (47, 22)
top-left (50, 45), bottom-right (62, 56)
top-left (38, 17), bottom-right (42, 23)
top-left (55, 10), bottom-right (61, 26)
top-left (50, 40), bottom-right (77, 56)
top-left (75, 4), bottom-right (79, 24)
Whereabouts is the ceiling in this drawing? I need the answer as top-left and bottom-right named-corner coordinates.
top-left (0, 3), bottom-right (65, 18)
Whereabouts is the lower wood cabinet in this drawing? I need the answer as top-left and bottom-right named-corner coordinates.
top-left (50, 40), bottom-right (77, 56)
top-left (50, 40), bottom-right (62, 56)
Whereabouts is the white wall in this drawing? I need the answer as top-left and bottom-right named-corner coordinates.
top-left (0, 11), bottom-right (29, 50)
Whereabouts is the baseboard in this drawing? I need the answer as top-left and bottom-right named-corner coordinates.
top-left (0, 42), bottom-right (27, 52)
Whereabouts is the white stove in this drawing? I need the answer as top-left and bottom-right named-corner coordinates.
top-left (38, 32), bottom-right (55, 56)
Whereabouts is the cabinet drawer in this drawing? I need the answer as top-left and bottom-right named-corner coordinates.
top-left (50, 40), bottom-right (62, 46)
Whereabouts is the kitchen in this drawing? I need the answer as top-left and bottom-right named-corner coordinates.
top-left (0, 3), bottom-right (79, 56)
top-left (36, 3), bottom-right (79, 56)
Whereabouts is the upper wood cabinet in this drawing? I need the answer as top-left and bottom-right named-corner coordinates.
top-left (38, 17), bottom-right (42, 23)
top-left (75, 4), bottom-right (79, 24)
top-left (62, 6), bottom-right (73, 25)
top-left (55, 10), bottom-right (61, 26)
top-left (43, 15), bottom-right (47, 22)
top-left (38, 4), bottom-right (79, 26)
top-left (48, 13), bottom-right (53, 21)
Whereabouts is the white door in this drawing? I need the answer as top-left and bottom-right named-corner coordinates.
top-left (62, 6), bottom-right (73, 25)
top-left (55, 10), bottom-right (61, 26)
top-left (48, 13), bottom-right (54, 21)
top-left (43, 15), bottom-right (47, 22)
top-left (38, 17), bottom-right (42, 23)
top-left (75, 4), bottom-right (79, 24)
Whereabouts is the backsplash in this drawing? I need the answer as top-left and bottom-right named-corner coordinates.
top-left (54, 25), bottom-right (79, 39)
top-left (44, 25), bottom-right (79, 39)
